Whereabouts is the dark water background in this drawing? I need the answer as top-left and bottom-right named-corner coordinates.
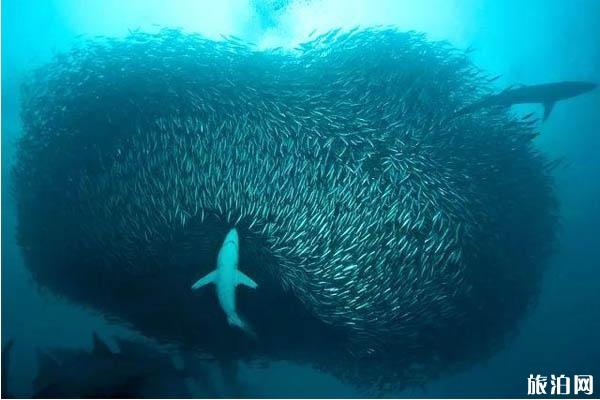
top-left (2, 0), bottom-right (599, 397)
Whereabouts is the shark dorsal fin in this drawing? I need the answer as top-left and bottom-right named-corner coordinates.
top-left (543, 101), bottom-right (556, 121)
top-left (92, 332), bottom-right (113, 356)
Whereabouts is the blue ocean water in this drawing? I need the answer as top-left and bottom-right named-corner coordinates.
top-left (2, 0), bottom-right (599, 397)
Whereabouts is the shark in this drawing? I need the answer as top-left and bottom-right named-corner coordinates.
top-left (32, 333), bottom-right (198, 398)
top-left (455, 81), bottom-right (597, 121)
top-left (191, 228), bottom-right (257, 335)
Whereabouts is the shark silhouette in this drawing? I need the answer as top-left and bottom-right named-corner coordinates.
top-left (32, 333), bottom-right (207, 398)
top-left (456, 81), bottom-right (597, 121)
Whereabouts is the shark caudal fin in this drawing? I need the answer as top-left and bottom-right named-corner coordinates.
top-left (227, 313), bottom-right (257, 339)
top-left (191, 270), bottom-right (217, 290)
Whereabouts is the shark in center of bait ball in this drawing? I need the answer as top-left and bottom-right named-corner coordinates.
top-left (191, 228), bottom-right (257, 335)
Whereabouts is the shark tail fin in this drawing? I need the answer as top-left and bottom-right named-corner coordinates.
top-left (227, 313), bottom-right (257, 340)
top-left (191, 270), bottom-right (217, 290)
top-left (543, 101), bottom-right (555, 121)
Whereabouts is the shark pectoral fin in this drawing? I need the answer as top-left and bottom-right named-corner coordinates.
top-left (543, 101), bottom-right (555, 121)
top-left (235, 270), bottom-right (257, 289)
top-left (191, 270), bottom-right (217, 290)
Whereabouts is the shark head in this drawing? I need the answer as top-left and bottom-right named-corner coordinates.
top-left (563, 81), bottom-right (598, 97)
top-left (223, 228), bottom-right (239, 247)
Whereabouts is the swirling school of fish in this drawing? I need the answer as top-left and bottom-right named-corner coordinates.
top-left (14, 28), bottom-right (557, 391)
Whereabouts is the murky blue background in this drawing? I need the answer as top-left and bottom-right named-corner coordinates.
top-left (2, 0), bottom-right (599, 397)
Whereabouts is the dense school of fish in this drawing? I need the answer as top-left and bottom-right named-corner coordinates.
top-left (14, 28), bottom-right (558, 390)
